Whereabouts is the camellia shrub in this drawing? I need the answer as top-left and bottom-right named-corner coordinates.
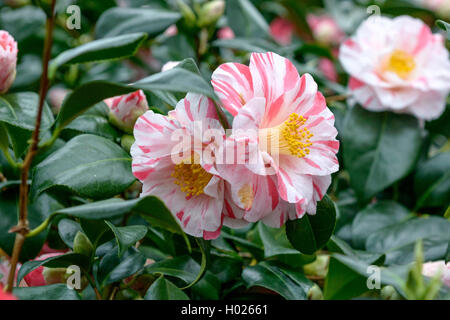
top-left (0, 0), bottom-right (449, 301)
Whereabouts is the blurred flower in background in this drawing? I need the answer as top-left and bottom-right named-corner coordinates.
top-left (422, 261), bottom-right (450, 287)
top-left (0, 30), bottom-right (18, 94)
top-left (340, 15), bottom-right (450, 120)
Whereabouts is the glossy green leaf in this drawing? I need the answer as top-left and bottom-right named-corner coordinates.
top-left (97, 247), bottom-right (146, 285)
top-left (0, 92), bottom-right (54, 157)
top-left (351, 201), bottom-right (410, 249)
top-left (414, 152), bottom-right (450, 209)
top-left (242, 261), bottom-right (313, 300)
top-left (144, 276), bottom-right (189, 300)
top-left (96, 8), bottom-right (181, 38)
top-left (49, 33), bottom-right (147, 78)
top-left (145, 255), bottom-right (221, 299)
top-left (0, 191), bottom-right (62, 262)
top-left (13, 284), bottom-right (81, 300)
top-left (343, 106), bottom-right (422, 201)
top-left (57, 218), bottom-right (82, 249)
top-left (286, 195), bottom-right (336, 255)
top-left (436, 20), bottom-right (450, 40)
top-left (54, 196), bottom-right (183, 235)
top-left (105, 221), bottom-right (148, 257)
top-left (366, 216), bottom-right (450, 265)
top-left (31, 134), bottom-right (135, 200)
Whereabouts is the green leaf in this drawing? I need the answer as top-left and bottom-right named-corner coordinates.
top-left (49, 33), bottom-right (147, 79)
top-left (54, 196), bottom-right (183, 235)
top-left (414, 152), bottom-right (450, 209)
top-left (13, 284), bottom-right (81, 300)
top-left (17, 253), bottom-right (89, 285)
top-left (286, 195), bottom-right (336, 255)
top-left (324, 253), bottom-right (407, 300)
top-left (105, 221), bottom-right (148, 257)
top-left (242, 261), bottom-right (313, 300)
top-left (366, 216), bottom-right (450, 265)
top-left (343, 106), bottom-right (422, 201)
top-left (31, 134), bottom-right (135, 200)
top-left (96, 8), bottom-right (181, 38)
top-left (97, 247), bottom-right (146, 285)
top-left (145, 255), bottom-right (221, 299)
top-left (0, 191), bottom-right (62, 262)
top-left (351, 201), bottom-right (410, 249)
top-left (57, 218), bottom-right (82, 249)
top-left (144, 275), bottom-right (189, 300)
top-left (436, 20), bottom-right (450, 40)
top-left (0, 92), bottom-right (54, 157)
top-left (52, 67), bottom-right (216, 135)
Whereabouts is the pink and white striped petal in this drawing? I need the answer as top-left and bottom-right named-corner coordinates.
top-left (211, 63), bottom-right (254, 116)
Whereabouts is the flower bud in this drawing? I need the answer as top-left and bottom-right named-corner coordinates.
top-left (307, 284), bottom-right (323, 300)
top-left (0, 31), bottom-right (18, 94)
top-left (42, 267), bottom-right (67, 285)
top-left (197, 0), bottom-right (225, 28)
top-left (177, 0), bottom-right (197, 28)
top-left (380, 285), bottom-right (400, 300)
top-left (73, 231), bottom-right (94, 257)
top-left (121, 134), bottom-right (135, 153)
top-left (303, 254), bottom-right (329, 278)
top-left (105, 90), bottom-right (149, 134)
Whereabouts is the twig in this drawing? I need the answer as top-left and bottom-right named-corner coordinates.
top-left (325, 94), bottom-right (349, 103)
top-left (5, 0), bottom-right (57, 293)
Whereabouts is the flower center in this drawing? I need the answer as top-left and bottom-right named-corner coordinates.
top-left (384, 50), bottom-right (416, 79)
top-left (238, 184), bottom-right (254, 210)
top-left (259, 113), bottom-right (313, 158)
top-left (172, 156), bottom-right (213, 197)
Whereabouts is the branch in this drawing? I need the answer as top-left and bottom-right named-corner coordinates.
top-left (5, 0), bottom-right (57, 292)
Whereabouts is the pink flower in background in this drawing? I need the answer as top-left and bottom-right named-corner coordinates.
top-left (319, 58), bottom-right (338, 82)
top-left (164, 25), bottom-right (178, 37)
top-left (48, 87), bottom-right (70, 113)
top-left (218, 27), bottom-right (235, 40)
top-left (212, 52), bottom-right (339, 225)
top-left (105, 90), bottom-right (149, 133)
top-left (269, 18), bottom-right (295, 45)
top-left (0, 284), bottom-right (16, 300)
top-left (0, 30), bottom-right (18, 94)
top-left (307, 14), bottom-right (345, 45)
top-left (131, 93), bottom-right (245, 239)
top-left (422, 261), bottom-right (450, 287)
top-left (339, 16), bottom-right (450, 120)
top-left (23, 253), bottom-right (64, 287)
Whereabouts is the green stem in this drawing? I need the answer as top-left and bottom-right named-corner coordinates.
top-left (26, 214), bottom-right (56, 238)
top-left (181, 238), bottom-right (207, 290)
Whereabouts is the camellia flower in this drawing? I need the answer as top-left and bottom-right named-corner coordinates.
top-left (131, 93), bottom-right (246, 239)
top-left (105, 90), bottom-right (149, 134)
top-left (0, 30), bottom-right (18, 94)
top-left (422, 261), bottom-right (450, 287)
top-left (307, 14), bottom-right (345, 45)
top-left (319, 58), bottom-right (338, 82)
top-left (339, 16), bottom-right (450, 120)
top-left (212, 52), bottom-right (339, 225)
top-left (0, 284), bottom-right (16, 300)
top-left (269, 17), bottom-right (295, 46)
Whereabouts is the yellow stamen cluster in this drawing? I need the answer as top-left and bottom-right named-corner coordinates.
top-left (172, 156), bottom-right (213, 197)
top-left (384, 50), bottom-right (416, 79)
top-left (259, 113), bottom-right (313, 158)
top-left (281, 113), bottom-right (313, 158)
top-left (238, 184), bottom-right (254, 210)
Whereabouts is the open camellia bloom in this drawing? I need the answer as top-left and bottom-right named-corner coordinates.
top-left (212, 52), bottom-right (339, 226)
top-left (105, 90), bottom-right (149, 133)
top-left (131, 93), bottom-right (246, 239)
top-left (0, 30), bottom-right (18, 94)
top-left (339, 15), bottom-right (450, 120)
